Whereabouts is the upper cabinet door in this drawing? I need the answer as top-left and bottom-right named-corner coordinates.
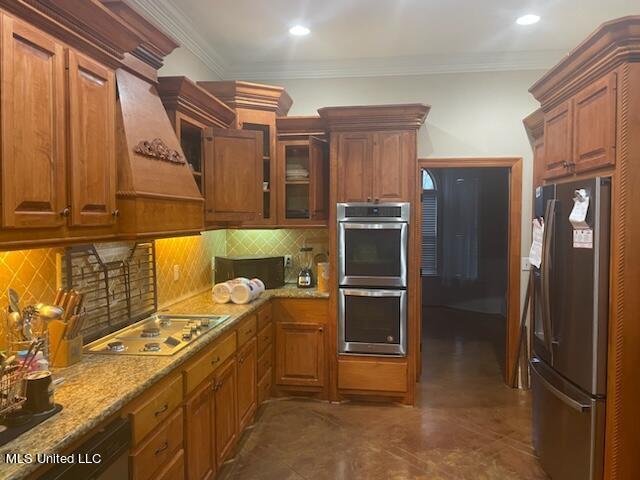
top-left (337, 133), bottom-right (372, 202)
top-left (309, 136), bottom-right (329, 220)
top-left (67, 50), bottom-right (117, 227)
top-left (572, 73), bottom-right (617, 174)
top-left (1, 16), bottom-right (66, 228)
top-left (543, 101), bottom-right (573, 180)
top-left (372, 131), bottom-right (412, 202)
top-left (205, 128), bottom-right (262, 223)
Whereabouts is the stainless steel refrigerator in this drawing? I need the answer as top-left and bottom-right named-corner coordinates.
top-left (531, 177), bottom-right (611, 480)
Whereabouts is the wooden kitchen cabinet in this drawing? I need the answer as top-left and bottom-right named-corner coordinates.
top-left (157, 76), bottom-right (236, 199)
top-left (67, 50), bottom-right (117, 227)
top-left (184, 380), bottom-right (215, 480)
top-left (204, 128), bottom-right (263, 223)
top-left (336, 133), bottom-right (372, 202)
top-left (572, 72), bottom-right (617, 174)
top-left (236, 337), bottom-right (257, 432)
top-left (372, 131), bottom-right (412, 202)
top-left (213, 357), bottom-right (237, 465)
top-left (276, 116), bottom-right (329, 225)
top-left (1, 15), bottom-right (67, 229)
top-left (335, 131), bottom-right (412, 203)
top-left (543, 101), bottom-right (573, 179)
top-left (275, 322), bottom-right (325, 387)
top-left (198, 81), bottom-right (293, 226)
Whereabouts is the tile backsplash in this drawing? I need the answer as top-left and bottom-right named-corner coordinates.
top-left (155, 230), bottom-right (226, 306)
top-left (0, 228), bottom-right (329, 320)
top-left (226, 228), bottom-right (329, 283)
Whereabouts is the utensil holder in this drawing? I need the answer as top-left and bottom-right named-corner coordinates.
top-left (49, 333), bottom-right (83, 368)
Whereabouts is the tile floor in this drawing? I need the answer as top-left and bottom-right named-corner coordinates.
top-left (219, 307), bottom-right (548, 479)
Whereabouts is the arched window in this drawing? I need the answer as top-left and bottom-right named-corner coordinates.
top-left (421, 169), bottom-right (438, 276)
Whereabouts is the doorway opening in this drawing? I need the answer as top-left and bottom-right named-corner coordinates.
top-left (415, 158), bottom-right (522, 387)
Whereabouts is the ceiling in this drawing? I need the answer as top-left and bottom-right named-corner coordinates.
top-left (128, 0), bottom-right (637, 79)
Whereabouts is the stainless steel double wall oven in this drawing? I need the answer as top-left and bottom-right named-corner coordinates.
top-left (337, 203), bottom-right (409, 356)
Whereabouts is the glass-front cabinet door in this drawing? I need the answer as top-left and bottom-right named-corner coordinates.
top-left (276, 136), bottom-right (328, 226)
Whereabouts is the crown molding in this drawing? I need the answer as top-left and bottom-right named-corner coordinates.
top-left (126, 0), bottom-right (227, 79)
top-left (125, 1), bottom-right (564, 81)
top-left (225, 50), bottom-right (565, 80)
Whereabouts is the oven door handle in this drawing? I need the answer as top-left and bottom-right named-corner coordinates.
top-left (341, 288), bottom-right (406, 298)
top-left (341, 222), bottom-right (406, 230)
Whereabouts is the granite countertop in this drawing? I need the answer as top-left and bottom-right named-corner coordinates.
top-left (0, 285), bottom-right (328, 480)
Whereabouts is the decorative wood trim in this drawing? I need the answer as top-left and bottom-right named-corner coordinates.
top-left (276, 116), bottom-right (327, 140)
top-left (417, 157), bottom-right (523, 387)
top-left (198, 80), bottom-right (293, 115)
top-left (318, 104), bottom-right (430, 132)
top-left (157, 76), bottom-right (236, 128)
top-left (523, 108), bottom-right (544, 144)
top-left (530, 16), bottom-right (640, 108)
top-left (133, 138), bottom-right (185, 164)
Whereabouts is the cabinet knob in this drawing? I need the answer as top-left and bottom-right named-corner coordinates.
top-left (366, 197), bottom-right (372, 202)
top-left (60, 207), bottom-right (71, 217)
top-left (211, 355), bottom-right (220, 365)
top-left (111, 209), bottom-right (120, 218)
top-left (318, 327), bottom-right (323, 332)
top-left (154, 403), bottom-right (168, 417)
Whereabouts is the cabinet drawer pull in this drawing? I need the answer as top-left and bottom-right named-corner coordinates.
top-left (154, 403), bottom-right (168, 417)
top-left (245, 328), bottom-right (253, 336)
top-left (211, 355), bottom-right (221, 365)
top-left (60, 207), bottom-right (71, 217)
top-left (154, 441), bottom-right (169, 456)
top-left (111, 209), bottom-right (120, 217)
top-left (239, 356), bottom-right (245, 364)
top-left (318, 327), bottom-right (323, 332)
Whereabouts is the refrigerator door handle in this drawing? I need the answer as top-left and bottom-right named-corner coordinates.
top-left (531, 361), bottom-right (591, 413)
top-left (540, 199), bottom-right (557, 358)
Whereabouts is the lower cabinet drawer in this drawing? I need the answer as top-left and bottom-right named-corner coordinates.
top-left (257, 323), bottom-right (272, 356)
top-left (129, 375), bottom-right (182, 445)
top-left (237, 314), bottom-right (257, 347)
top-left (131, 408), bottom-right (183, 480)
top-left (156, 449), bottom-right (185, 480)
top-left (183, 332), bottom-right (236, 395)
top-left (257, 345), bottom-right (272, 380)
top-left (257, 303), bottom-right (273, 331)
top-left (258, 368), bottom-right (272, 404)
top-left (338, 359), bottom-right (407, 393)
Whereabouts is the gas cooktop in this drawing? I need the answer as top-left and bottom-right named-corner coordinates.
top-left (84, 314), bottom-right (230, 356)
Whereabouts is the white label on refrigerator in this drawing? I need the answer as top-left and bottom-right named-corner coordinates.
top-left (573, 228), bottom-right (593, 249)
top-left (529, 218), bottom-right (544, 268)
top-left (569, 189), bottom-right (590, 229)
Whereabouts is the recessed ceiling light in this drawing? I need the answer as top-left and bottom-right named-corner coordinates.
top-left (516, 14), bottom-right (540, 26)
top-left (289, 25), bottom-right (310, 36)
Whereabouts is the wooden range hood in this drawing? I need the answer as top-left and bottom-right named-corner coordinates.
top-left (105, 1), bottom-right (205, 238)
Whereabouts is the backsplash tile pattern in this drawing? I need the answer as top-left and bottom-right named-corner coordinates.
top-left (155, 230), bottom-right (226, 306)
top-left (0, 248), bottom-right (62, 306)
top-left (226, 228), bottom-right (329, 282)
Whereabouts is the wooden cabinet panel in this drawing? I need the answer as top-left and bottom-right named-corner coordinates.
top-left (543, 101), bottom-right (573, 179)
top-left (257, 303), bottom-right (273, 331)
top-left (257, 323), bottom-right (273, 357)
top-left (337, 133), bottom-right (372, 202)
top-left (237, 314), bottom-right (257, 347)
top-left (183, 332), bottom-right (236, 396)
top-left (338, 359), bottom-right (408, 393)
top-left (372, 131), bottom-right (411, 202)
top-left (236, 337), bottom-right (257, 432)
top-left (67, 50), bottom-right (116, 227)
top-left (184, 381), bottom-right (215, 480)
top-left (573, 73), bottom-right (617, 174)
top-left (532, 138), bottom-right (545, 192)
top-left (1, 16), bottom-right (66, 228)
top-left (129, 375), bottom-right (182, 445)
top-left (309, 136), bottom-right (329, 220)
top-left (257, 345), bottom-right (273, 380)
top-left (275, 322), bottom-right (325, 387)
top-left (213, 357), bottom-right (237, 465)
top-left (258, 367), bottom-right (272, 405)
top-left (131, 408), bottom-right (183, 480)
top-left (205, 128), bottom-right (262, 222)
top-left (156, 449), bottom-right (185, 480)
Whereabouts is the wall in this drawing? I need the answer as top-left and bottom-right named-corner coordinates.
top-left (263, 70), bottom-right (544, 306)
top-left (160, 47), bottom-right (221, 81)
